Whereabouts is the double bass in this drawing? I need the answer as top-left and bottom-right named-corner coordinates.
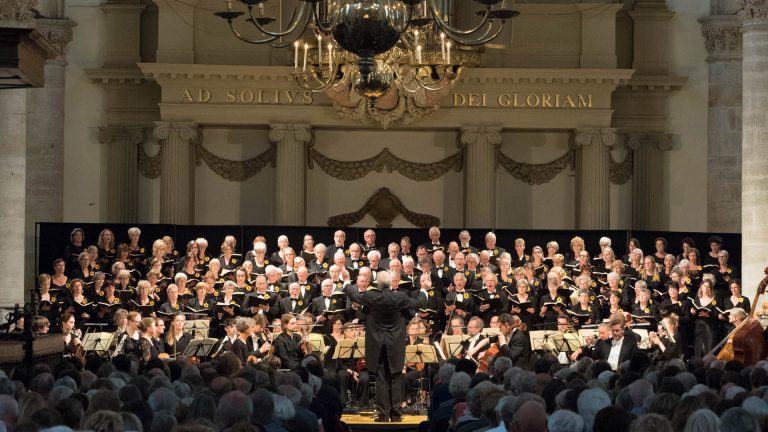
top-left (709, 267), bottom-right (768, 365)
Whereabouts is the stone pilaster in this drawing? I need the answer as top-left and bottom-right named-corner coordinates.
top-left (700, 14), bottom-right (743, 232)
top-left (99, 127), bottom-right (144, 223)
top-left (101, 0), bottom-right (146, 68)
top-left (460, 126), bottom-right (502, 228)
top-left (577, 3), bottom-right (622, 68)
top-left (24, 18), bottom-right (74, 296)
top-left (572, 128), bottom-right (616, 230)
top-left (739, 0), bottom-right (768, 294)
top-left (269, 124), bottom-right (312, 225)
top-left (628, 132), bottom-right (673, 230)
top-left (154, 122), bottom-right (198, 224)
top-left (0, 90), bottom-right (28, 306)
top-left (154, 0), bottom-right (194, 63)
top-left (630, 0), bottom-right (674, 75)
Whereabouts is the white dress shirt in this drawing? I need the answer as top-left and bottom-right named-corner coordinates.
top-left (608, 337), bottom-right (623, 370)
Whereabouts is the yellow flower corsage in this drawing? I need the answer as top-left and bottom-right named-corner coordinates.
top-left (463, 293), bottom-right (469, 299)
top-left (493, 249), bottom-right (499, 255)
top-left (644, 308), bottom-right (650, 313)
top-left (140, 248), bottom-right (145, 253)
top-left (203, 302), bottom-right (209, 308)
top-left (298, 300), bottom-right (303, 306)
top-left (90, 271), bottom-right (94, 276)
top-left (429, 291), bottom-right (434, 297)
top-left (205, 256), bottom-right (210, 262)
top-left (727, 268), bottom-right (733, 274)
top-left (739, 297), bottom-right (744, 303)
top-left (332, 299), bottom-right (337, 304)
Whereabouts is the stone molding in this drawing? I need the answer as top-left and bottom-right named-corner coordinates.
top-left (308, 147), bottom-right (463, 182)
top-left (327, 187), bottom-right (440, 229)
top-left (700, 15), bottom-right (743, 62)
top-left (0, 0), bottom-right (37, 24)
top-left (86, 68), bottom-right (146, 85)
top-left (623, 76), bottom-right (688, 92)
top-left (739, 0), bottom-right (768, 27)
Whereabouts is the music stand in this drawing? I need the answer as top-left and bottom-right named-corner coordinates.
top-left (481, 327), bottom-right (502, 338)
top-left (306, 333), bottom-right (326, 353)
top-left (332, 337), bottom-right (365, 361)
top-left (405, 344), bottom-right (438, 365)
top-left (529, 330), bottom-right (559, 352)
top-left (578, 328), bottom-right (600, 346)
top-left (82, 332), bottom-right (115, 359)
top-left (182, 338), bottom-right (217, 360)
top-left (184, 320), bottom-right (210, 339)
top-left (634, 329), bottom-right (651, 350)
top-left (549, 332), bottom-right (581, 353)
top-left (441, 335), bottom-right (468, 357)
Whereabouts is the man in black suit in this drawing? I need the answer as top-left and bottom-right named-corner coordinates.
top-left (596, 316), bottom-right (639, 371)
top-left (278, 283), bottom-right (308, 316)
top-left (326, 230), bottom-right (348, 260)
top-left (344, 271), bottom-right (428, 422)
top-left (311, 279), bottom-right (335, 317)
top-left (497, 313), bottom-right (531, 369)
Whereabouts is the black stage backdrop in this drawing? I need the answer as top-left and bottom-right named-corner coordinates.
top-left (36, 222), bottom-right (741, 284)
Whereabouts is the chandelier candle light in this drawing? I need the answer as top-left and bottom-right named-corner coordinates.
top-left (215, 0), bottom-right (518, 103)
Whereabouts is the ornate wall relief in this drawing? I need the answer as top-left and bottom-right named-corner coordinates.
top-left (195, 144), bottom-right (275, 182)
top-left (496, 148), bottom-right (574, 185)
top-left (308, 147), bottom-right (463, 181)
top-left (327, 187), bottom-right (440, 228)
top-left (610, 150), bottom-right (633, 185)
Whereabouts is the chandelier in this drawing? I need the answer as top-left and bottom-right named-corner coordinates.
top-left (216, 1), bottom-right (518, 126)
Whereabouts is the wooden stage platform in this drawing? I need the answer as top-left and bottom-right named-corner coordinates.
top-left (341, 414), bottom-right (426, 432)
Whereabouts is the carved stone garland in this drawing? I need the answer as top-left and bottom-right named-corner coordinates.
top-left (610, 151), bottom-right (633, 185)
top-left (138, 142), bottom-right (276, 181)
top-left (138, 143), bottom-right (162, 179)
top-left (327, 187), bottom-right (441, 228)
top-left (496, 148), bottom-right (575, 185)
top-left (308, 147), bottom-right (463, 181)
top-left (195, 144), bottom-right (275, 182)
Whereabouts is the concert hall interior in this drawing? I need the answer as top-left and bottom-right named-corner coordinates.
top-left (3, 0), bottom-right (768, 431)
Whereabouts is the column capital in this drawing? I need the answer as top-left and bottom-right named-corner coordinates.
top-left (459, 125), bottom-right (502, 147)
top-left (153, 122), bottom-right (199, 142)
top-left (268, 124), bottom-right (312, 145)
top-left (32, 18), bottom-right (76, 59)
top-left (571, 128), bottom-right (617, 149)
top-left (98, 126), bottom-right (144, 145)
top-left (739, 0), bottom-right (768, 27)
top-left (700, 15), bottom-right (742, 62)
top-left (627, 132), bottom-right (673, 151)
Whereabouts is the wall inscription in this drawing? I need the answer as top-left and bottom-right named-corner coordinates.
top-left (178, 88), bottom-right (593, 109)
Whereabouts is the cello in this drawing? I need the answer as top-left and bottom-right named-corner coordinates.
top-left (709, 267), bottom-right (768, 365)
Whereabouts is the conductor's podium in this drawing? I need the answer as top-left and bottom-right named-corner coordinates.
top-left (341, 414), bottom-right (426, 432)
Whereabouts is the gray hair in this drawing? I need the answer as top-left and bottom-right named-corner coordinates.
top-left (683, 409), bottom-right (721, 432)
top-left (271, 393), bottom-right (295, 421)
top-left (720, 407), bottom-right (760, 432)
top-left (467, 381), bottom-right (498, 417)
top-left (449, 372), bottom-right (471, 400)
top-left (577, 388), bottom-right (611, 432)
top-left (548, 409), bottom-right (584, 432)
top-left (253, 241), bottom-right (267, 253)
top-left (367, 250), bottom-right (381, 260)
top-left (147, 387), bottom-right (179, 413)
top-left (438, 363), bottom-right (455, 384)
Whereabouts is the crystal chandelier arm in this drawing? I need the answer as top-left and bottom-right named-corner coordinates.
top-left (246, 1), bottom-right (309, 38)
top-left (427, 0), bottom-right (491, 36)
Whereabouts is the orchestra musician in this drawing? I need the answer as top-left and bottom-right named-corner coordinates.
top-left (119, 311), bottom-right (142, 357)
top-left (231, 317), bottom-right (256, 365)
top-left (61, 313), bottom-right (83, 360)
top-left (461, 317), bottom-right (489, 362)
top-left (164, 312), bottom-right (193, 357)
top-left (273, 313), bottom-right (304, 369)
top-left (595, 315), bottom-right (639, 371)
top-left (137, 317), bottom-right (158, 370)
top-left (403, 318), bottom-right (428, 407)
top-left (648, 314), bottom-right (683, 364)
top-left (337, 322), bottom-right (369, 407)
top-left (246, 314), bottom-right (272, 363)
top-left (153, 317), bottom-right (166, 354)
top-left (497, 314), bottom-right (530, 369)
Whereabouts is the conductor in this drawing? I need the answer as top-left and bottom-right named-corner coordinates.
top-left (344, 270), bottom-right (428, 422)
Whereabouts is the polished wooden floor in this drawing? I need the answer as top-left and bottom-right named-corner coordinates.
top-left (342, 414), bottom-right (426, 432)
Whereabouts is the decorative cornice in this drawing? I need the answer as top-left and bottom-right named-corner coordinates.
top-left (700, 15), bottom-right (742, 62)
top-left (572, 128), bottom-right (617, 148)
top-left (85, 68), bottom-right (147, 85)
top-left (496, 149), bottom-right (574, 185)
top-left (622, 76), bottom-right (688, 92)
top-left (330, 85), bottom-right (446, 129)
top-left (327, 187), bottom-right (440, 229)
top-left (308, 147), bottom-right (462, 182)
top-left (739, 0), bottom-right (768, 27)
